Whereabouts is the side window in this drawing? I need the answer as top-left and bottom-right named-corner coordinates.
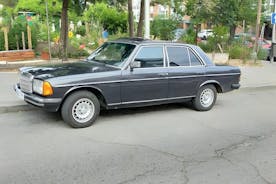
top-left (167, 47), bottom-right (190, 66)
top-left (135, 46), bottom-right (164, 68)
top-left (189, 49), bottom-right (202, 66)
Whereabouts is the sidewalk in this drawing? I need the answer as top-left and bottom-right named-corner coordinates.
top-left (0, 60), bottom-right (275, 113)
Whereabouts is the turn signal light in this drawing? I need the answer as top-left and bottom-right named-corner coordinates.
top-left (42, 81), bottom-right (53, 96)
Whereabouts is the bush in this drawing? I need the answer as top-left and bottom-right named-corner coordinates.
top-left (6, 16), bottom-right (39, 50)
top-left (84, 3), bottom-right (127, 34)
top-left (257, 48), bottom-right (268, 60)
top-left (207, 26), bottom-right (229, 52)
top-left (180, 28), bottom-right (196, 44)
top-left (198, 42), bottom-right (214, 53)
top-left (229, 43), bottom-right (251, 61)
top-left (76, 25), bottom-right (86, 36)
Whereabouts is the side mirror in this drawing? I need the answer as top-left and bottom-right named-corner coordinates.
top-left (130, 60), bottom-right (141, 71)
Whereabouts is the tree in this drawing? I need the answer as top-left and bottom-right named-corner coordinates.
top-left (60, 0), bottom-right (69, 61)
top-left (84, 3), bottom-right (127, 34)
top-left (185, 0), bottom-right (257, 42)
top-left (151, 16), bottom-right (178, 40)
top-left (15, 0), bottom-right (62, 18)
top-left (128, 0), bottom-right (134, 37)
top-left (212, 0), bottom-right (257, 41)
top-left (136, 0), bottom-right (144, 37)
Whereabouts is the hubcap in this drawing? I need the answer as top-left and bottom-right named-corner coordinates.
top-left (72, 98), bottom-right (95, 123)
top-left (200, 88), bottom-right (214, 108)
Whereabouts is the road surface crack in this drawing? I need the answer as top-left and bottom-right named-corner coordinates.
top-left (248, 162), bottom-right (274, 184)
top-left (116, 167), bottom-right (156, 184)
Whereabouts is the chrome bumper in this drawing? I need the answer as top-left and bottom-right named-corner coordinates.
top-left (14, 83), bottom-right (62, 109)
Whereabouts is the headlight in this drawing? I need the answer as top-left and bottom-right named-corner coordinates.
top-left (33, 79), bottom-right (53, 96)
top-left (33, 79), bottom-right (43, 94)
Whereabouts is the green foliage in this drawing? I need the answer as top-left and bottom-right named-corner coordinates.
top-left (180, 28), bottom-right (196, 44)
top-left (257, 48), bottom-right (268, 60)
top-left (0, 31), bottom-right (5, 51)
top-left (15, 0), bottom-right (62, 17)
top-left (76, 25), bottom-right (86, 36)
top-left (0, 6), bottom-right (13, 26)
top-left (83, 3), bottom-right (127, 34)
top-left (185, 0), bottom-right (215, 23)
top-left (229, 43), bottom-right (251, 61)
top-left (108, 32), bottom-right (128, 41)
top-left (37, 22), bottom-right (48, 41)
top-left (198, 42), bottom-right (214, 53)
top-left (151, 17), bottom-right (178, 40)
top-left (1, 16), bottom-right (39, 51)
top-left (207, 26), bottom-right (229, 51)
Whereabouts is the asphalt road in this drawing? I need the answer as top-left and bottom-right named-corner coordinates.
top-left (1, 87), bottom-right (276, 184)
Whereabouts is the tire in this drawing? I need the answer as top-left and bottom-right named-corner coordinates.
top-left (192, 85), bottom-right (217, 111)
top-left (61, 91), bottom-right (100, 128)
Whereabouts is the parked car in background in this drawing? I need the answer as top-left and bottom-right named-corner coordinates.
top-left (197, 29), bottom-right (213, 40)
top-left (234, 33), bottom-right (253, 40)
top-left (14, 38), bottom-right (241, 128)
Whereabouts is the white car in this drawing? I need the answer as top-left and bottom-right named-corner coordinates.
top-left (198, 29), bottom-right (213, 40)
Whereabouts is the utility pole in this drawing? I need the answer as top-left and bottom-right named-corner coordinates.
top-left (253, 0), bottom-right (262, 62)
top-left (144, 0), bottom-right (150, 39)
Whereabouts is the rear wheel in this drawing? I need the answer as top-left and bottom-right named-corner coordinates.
top-left (61, 91), bottom-right (100, 128)
top-left (192, 85), bottom-right (217, 111)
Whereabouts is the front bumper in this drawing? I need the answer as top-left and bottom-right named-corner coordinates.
top-left (14, 83), bottom-right (62, 112)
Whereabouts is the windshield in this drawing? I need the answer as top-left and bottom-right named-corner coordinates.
top-left (87, 42), bottom-right (136, 67)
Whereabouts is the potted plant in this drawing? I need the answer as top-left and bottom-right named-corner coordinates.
top-left (41, 47), bottom-right (50, 60)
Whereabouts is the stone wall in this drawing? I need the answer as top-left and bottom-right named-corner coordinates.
top-left (0, 50), bottom-right (35, 61)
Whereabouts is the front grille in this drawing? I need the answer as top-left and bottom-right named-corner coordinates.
top-left (19, 72), bottom-right (33, 93)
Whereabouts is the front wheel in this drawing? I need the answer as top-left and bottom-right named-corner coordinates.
top-left (192, 85), bottom-right (217, 111)
top-left (61, 91), bottom-right (100, 128)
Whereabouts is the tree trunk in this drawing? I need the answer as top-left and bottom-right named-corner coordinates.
top-left (229, 25), bottom-right (236, 44)
top-left (60, 0), bottom-right (69, 61)
top-left (137, 0), bottom-right (145, 37)
top-left (128, 0), bottom-right (134, 37)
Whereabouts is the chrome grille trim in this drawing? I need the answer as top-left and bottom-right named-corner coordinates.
top-left (19, 72), bottom-right (33, 93)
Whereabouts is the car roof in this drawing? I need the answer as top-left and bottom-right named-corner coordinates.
top-left (109, 37), bottom-right (214, 66)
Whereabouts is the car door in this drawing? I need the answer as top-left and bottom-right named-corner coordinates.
top-left (121, 45), bottom-right (168, 104)
top-left (166, 46), bottom-right (205, 98)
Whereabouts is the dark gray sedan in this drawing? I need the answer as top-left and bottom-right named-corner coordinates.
top-left (14, 38), bottom-right (241, 128)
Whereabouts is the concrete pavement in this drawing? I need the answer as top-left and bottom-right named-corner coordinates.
top-left (0, 60), bottom-right (275, 113)
top-left (1, 87), bottom-right (276, 183)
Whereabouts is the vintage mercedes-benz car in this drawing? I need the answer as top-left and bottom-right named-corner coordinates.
top-left (14, 38), bottom-right (241, 128)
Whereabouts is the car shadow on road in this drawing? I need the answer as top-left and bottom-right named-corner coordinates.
top-left (41, 102), bottom-right (194, 126)
top-left (100, 102), bottom-right (194, 118)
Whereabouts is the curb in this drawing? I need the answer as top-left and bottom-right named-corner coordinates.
top-left (0, 104), bottom-right (36, 114)
top-left (240, 85), bottom-right (276, 91)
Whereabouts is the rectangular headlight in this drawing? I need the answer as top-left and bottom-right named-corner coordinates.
top-left (33, 79), bottom-right (43, 94)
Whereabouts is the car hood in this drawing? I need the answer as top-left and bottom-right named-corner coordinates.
top-left (20, 61), bottom-right (119, 80)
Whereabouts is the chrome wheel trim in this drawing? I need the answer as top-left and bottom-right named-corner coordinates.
top-left (200, 88), bottom-right (214, 108)
top-left (72, 98), bottom-right (95, 123)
